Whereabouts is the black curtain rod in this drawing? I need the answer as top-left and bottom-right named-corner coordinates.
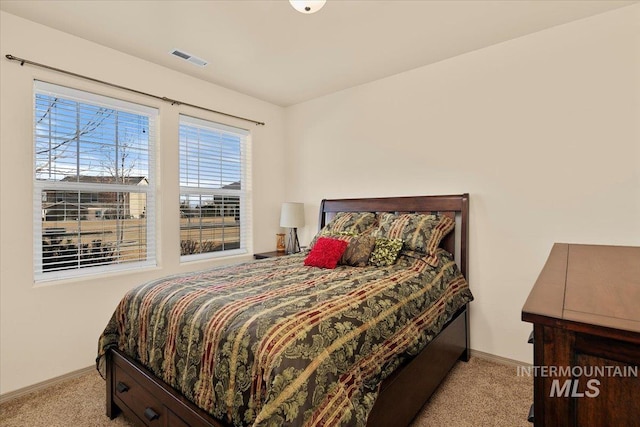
top-left (5, 54), bottom-right (265, 127)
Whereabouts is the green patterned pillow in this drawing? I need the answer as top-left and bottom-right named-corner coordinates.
top-left (368, 238), bottom-right (403, 267)
top-left (372, 213), bottom-right (454, 264)
top-left (309, 212), bottom-right (376, 249)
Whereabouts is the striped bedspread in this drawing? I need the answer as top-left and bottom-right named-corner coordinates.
top-left (97, 250), bottom-right (473, 427)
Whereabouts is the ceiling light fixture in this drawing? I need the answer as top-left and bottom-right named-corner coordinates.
top-left (289, 0), bottom-right (326, 14)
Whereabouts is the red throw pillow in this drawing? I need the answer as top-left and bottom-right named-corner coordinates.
top-left (304, 237), bottom-right (349, 269)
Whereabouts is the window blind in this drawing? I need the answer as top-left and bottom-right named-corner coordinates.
top-left (179, 114), bottom-right (251, 260)
top-left (33, 81), bottom-right (157, 282)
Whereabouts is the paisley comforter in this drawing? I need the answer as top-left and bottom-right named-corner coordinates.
top-left (97, 250), bottom-right (473, 426)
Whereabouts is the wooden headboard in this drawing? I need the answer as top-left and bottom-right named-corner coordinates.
top-left (318, 194), bottom-right (469, 280)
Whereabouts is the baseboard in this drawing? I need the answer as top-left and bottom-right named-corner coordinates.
top-left (470, 349), bottom-right (531, 368)
top-left (0, 365), bottom-right (95, 405)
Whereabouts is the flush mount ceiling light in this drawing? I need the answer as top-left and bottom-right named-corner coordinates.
top-left (289, 0), bottom-right (326, 14)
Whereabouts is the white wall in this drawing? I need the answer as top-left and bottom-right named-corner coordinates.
top-left (285, 5), bottom-right (640, 364)
top-left (0, 11), bottom-right (286, 394)
top-left (2, 4), bottom-right (639, 396)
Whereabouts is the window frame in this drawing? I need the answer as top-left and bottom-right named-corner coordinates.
top-left (33, 81), bottom-right (157, 283)
top-left (179, 114), bottom-right (252, 262)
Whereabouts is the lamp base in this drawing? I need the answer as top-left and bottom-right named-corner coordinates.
top-left (286, 228), bottom-right (301, 254)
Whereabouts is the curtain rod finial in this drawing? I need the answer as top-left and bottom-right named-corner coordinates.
top-left (6, 54), bottom-right (24, 66)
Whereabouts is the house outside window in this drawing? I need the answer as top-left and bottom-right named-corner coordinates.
top-left (179, 115), bottom-right (251, 260)
top-left (34, 81), bottom-right (156, 281)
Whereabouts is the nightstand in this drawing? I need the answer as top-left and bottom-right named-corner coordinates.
top-left (253, 251), bottom-right (289, 260)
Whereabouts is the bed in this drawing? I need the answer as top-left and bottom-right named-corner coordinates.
top-left (98, 194), bottom-right (472, 427)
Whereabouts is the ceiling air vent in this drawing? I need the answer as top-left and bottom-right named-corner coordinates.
top-left (170, 49), bottom-right (208, 67)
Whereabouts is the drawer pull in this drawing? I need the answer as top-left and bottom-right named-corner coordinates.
top-left (144, 407), bottom-right (160, 421)
top-left (116, 382), bottom-right (130, 393)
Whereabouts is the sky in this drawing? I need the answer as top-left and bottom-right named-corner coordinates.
top-left (35, 93), bottom-right (150, 182)
top-left (35, 93), bottom-right (243, 198)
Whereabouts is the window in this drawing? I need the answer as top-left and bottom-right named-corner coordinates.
top-left (179, 115), bottom-right (251, 260)
top-left (34, 81), bottom-right (156, 281)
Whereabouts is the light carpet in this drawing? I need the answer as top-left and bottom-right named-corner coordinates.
top-left (0, 357), bottom-right (532, 426)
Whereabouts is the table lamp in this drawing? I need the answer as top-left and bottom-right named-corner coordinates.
top-left (280, 202), bottom-right (304, 254)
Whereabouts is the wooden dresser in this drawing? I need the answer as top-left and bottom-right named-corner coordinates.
top-left (522, 243), bottom-right (640, 427)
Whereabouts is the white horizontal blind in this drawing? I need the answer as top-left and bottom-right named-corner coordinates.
top-left (179, 115), bottom-right (251, 260)
top-left (33, 81), bottom-right (157, 281)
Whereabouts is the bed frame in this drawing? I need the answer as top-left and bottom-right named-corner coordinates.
top-left (106, 194), bottom-right (470, 427)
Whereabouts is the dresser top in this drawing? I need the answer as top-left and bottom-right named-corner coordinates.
top-left (522, 243), bottom-right (640, 336)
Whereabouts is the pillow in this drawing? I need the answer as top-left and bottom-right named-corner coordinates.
top-left (368, 238), bottom-right (403, 267)
top-left (339, 234), bottom-right (377, 267)
top-left (304, 237), bottom-right (349, 269)
top-left (401, 249), bottom-right (440, 267)
top-left (372, 213), bottom-right (454, 264)
top-left (309, 212), bottom-right (376, 248)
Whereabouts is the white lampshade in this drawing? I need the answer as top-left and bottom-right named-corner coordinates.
top-left (280, 202), bottom-right (305, 228)
top-left (289, 0), bottom-right (326, 14)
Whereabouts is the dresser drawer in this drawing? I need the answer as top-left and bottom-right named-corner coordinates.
top-left (113, 361), bottom-right (164, 426)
